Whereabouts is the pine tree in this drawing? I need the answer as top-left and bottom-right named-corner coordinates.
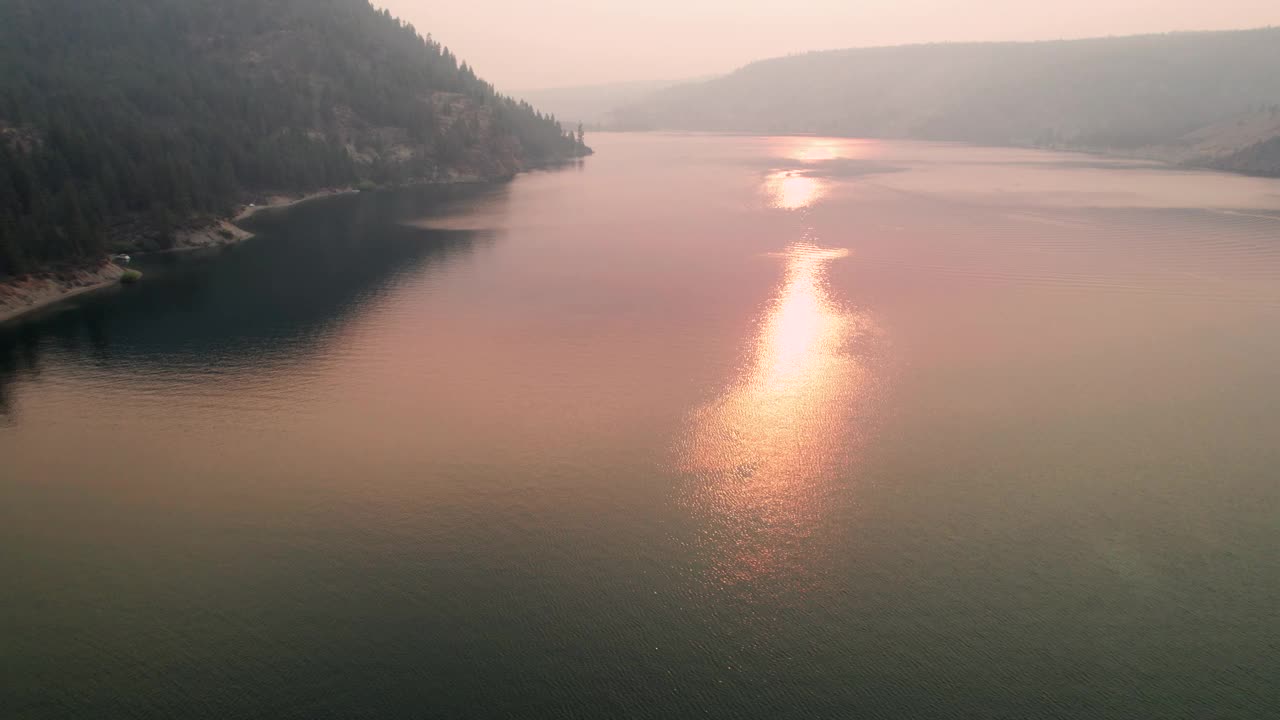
top-left (0, 0), bottom-right (589, 270)
top-left (0, 210), bottom-right (25, 276)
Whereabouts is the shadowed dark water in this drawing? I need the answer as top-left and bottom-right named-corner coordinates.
top-left (3, 134), bottom-right (1280, 718)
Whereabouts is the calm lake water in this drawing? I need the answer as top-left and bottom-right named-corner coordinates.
top-left (4, 134), bottom-right (1280, 719)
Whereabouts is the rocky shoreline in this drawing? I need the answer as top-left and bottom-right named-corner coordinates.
top-left (0, 187), bottom-right (371, 325)
top-left (0, 261), bottom-right (126, 325)
top-left (0, 165), bottom-right (584, 326)
top-left (232, 188), bottom-right (359, 224)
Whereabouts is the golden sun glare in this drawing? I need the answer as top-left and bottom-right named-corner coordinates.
top-left (765, 170), bottom-right (826, 210)
top-left (679, 242), bottom-right (868, 590)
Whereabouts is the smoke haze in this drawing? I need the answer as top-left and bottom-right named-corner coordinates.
top-left (378, 0), bottom-right (1280, 88)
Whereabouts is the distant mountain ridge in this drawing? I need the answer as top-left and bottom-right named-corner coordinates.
top-left (0, 0), bottom-right (590, 275)
top-left (615, 28), bottom-right (1280, 175)
top-left (515, 78), bottom-right (711, 127)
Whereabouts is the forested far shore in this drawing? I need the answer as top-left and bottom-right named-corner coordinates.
top-left (612, 28), bottom-right (1280, 176)
top-left (0, 0), bottom-right (590, 277)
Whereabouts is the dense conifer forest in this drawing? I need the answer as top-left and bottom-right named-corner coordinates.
top-left (0, 0), bottom-right (589, 276)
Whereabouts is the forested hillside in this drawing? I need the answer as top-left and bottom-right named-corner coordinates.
top-left (0, 0), bottom-right (589, 276)
top-left (1208, 136), bottom-right (1280, 177)
top-left (615, 28), bottom-right (1280, 170)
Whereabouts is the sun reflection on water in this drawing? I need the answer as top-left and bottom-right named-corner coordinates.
top-left (764, 170), bottom-right (826, 210)
top-left (762, 136), bottom-right (883, 210)
top-left (678, 241), bottom-right (873, 592)
top-left (792, 141), bottom-right (841, 162)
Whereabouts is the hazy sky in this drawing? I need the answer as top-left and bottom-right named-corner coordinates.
top-left (377, 0), bottom-right (1280, 90)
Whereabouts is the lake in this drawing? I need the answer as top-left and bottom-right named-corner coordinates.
top-left (3, 133), bottom-right (1279, 718)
